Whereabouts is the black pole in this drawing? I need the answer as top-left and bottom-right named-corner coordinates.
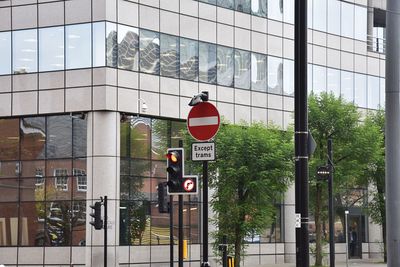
top-left (222, 235), bottom-right (227, 267)
top-left (295, 0), bottom-right (309, 266)
top-left (328, 139), bottom-right (335, 267)
top-left (170, 195), bottom-right (174, 267)
top-left (178, 140), bottom-right (183, 267)
top-left (201, 161), bottom-right (209, 267)
top-left (104, 196), bottom-right (108, 267)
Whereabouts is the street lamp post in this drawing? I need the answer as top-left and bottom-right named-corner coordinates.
top-left (345, 210), bottom-right (349, 267)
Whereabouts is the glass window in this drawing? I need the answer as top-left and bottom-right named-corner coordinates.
top-left (234, 49), bottom-right (251, 89)
top-left (54, 168), bottom-right (69, 191)
top-left (283, 0), bottom-right (294, 24)
top-left (106, 22), bottom-right (117, 67)
top-left (217, 46), bottom-right (234, 87)
top-left (0, 32), bottom-right (11, 75)
top-left (39, 27), bottom-right (64, 72)
top-left (0, 118), bottom-right (20, 160)
top-left (118, 24), bottom-right (139, 71)
top-left (354, 74), bottom-right (367, 108)
top-left (235, 0), bottom-right (251, 13)
top-left (74, 168), bottom-right (87, 191)
top-left (341, 71), bottom-right (354, 103)
top-left (140, 29), bottom-right (160, 74)
top-left (130, 117), bottom-right (151, 159)
top-left (72, 116), bottom-right (87, 158)
top-left (268, 56), bottom-right (283, 94)
top-left (341, 2), bottom-right (354, 39)
top-left (268, 0), bottom-right (283, 21)
top-left (13, 29), bottom-right (37, 74)
top-left (93, 22), bottom-right (106, 67)
top-left (160, 34), bottom-right (179, 78)
top-left (308, 0), bottom-right (313, 29)
top-left (66, 24), bottom-right (92, 69)
top-left (327, 0), bottom-right (341, 35)
top-left (252, 0), bottom-right (267, 17)
top-left (217, 0), bottom-right (234, 9)
top-left (283, 59), bottom-right (294, 96)
top-left (313, 65), bottom-right (327, 95)
top-left (251, 53), bottom-right (267, 92)
top-left (21, 117), bottom-right (46, 160)
top-left (199, 42), bottom-right (217, 84)
top-left (368, 76), bottom-right (380, 109)
top-left (354, 5), bottom-right (367, 41)
top-left (327, 68), bottom-right (340, 97)
top-left (180, 38), bottom-right (198, 81)
top-left (313, 0), bottom-right (327, 32)
top-left (47, 116), bottom-right (73, 159)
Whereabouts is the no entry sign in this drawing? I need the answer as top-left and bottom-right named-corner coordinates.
top-left (187, 102), bottom-right (220, 141)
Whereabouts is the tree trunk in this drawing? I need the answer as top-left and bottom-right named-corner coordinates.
top-left (315, 183), bottom-right (323, 266)
top-left (234, 224), bottom-right (242, 267)
top-left (377, 182), bottom-right (387, 262)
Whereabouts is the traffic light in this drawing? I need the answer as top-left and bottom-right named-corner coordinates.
top-left (157, 182), bottom-right (169, 213)
top-left (166, 148), bottom-right (184, 194)
top-left (89, 201), bottom-right (103, 230)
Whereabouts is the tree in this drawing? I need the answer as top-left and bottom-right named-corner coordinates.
top-left (362, 110), bottom-right (386, 261)
top-left (308, 93), bottom-right (381, 266)
top-left (209, 122), bottom-right (293, 267)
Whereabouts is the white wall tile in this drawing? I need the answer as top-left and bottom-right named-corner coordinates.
top-left (117, 88), bottom-right (138, 113)
top-left (268, 109), bottom-right (283, 128)
top-left (199, 19), bottom-right (216, 43)
top-left (140, 90), bottom-right (159, 116)
top-left (235, 11), bottom-right (250, 29)
top-left (327, 34), bottom-right (341, 50)
top-left (12, 4), bottom-right (37, 29)
top-left (217, 101), bottom-right (234, 122)
top-left (39, 71), bottom-right (64, 90)
top-left (312, 31), bottom-right (327, 47)
top-left (0, 247), bottom-right (17, 265)
top-left (65, 0), bottom-right (91, 24)
top-left (18, 247), bottom-right (44, 265)
top-left (283, 23), bottom-right (294, 40)
top-left (235, 27), bottom-right (250, 50)
top-left (92, 0), bottom-right (106, 21)
top-left (354, 40), bottom-right (367, 55)
top-left (251, 91), bottom-right (267, 108)
top-left (180, 15), bottom-right (198, 39)
top-left (327, 48), bottom-right (341, 69)
top-left (38, 1), bottom-right (64, 27)
top-left (66, 69), bottom-right (92, 88)
top-left (160, 0), bottom-right (179, 12)
top-left (199, 83), bottom-right (217, 101)
top-left (313, 45), bottom-right (327, 66)
top-left (140, 5), bottom-right (159, 31)
top-left (118, 0), bottom-right (138, 27)
top-left (12, 91), bottom-right (37, 115)
top-left (341, 37), bottom-right (354, 53)
top-left (93, 86), bottom-right (117, 110)
top-left (235, 89), bottom-right (250, 105)
top-left (199, 2), bottom-right (216, 21)
top-left (251, 31), bottom-right (267, 54)
top-left (39, 89), bottom-right (64, 114)
top-left (251, 107), bottom-right (267, 124)
top-left (118, 70), bottom-right (138, 89)
top-left (160, 10), bottom-right (179, 36)
top-left (180, 96), bottom-right (191, 119)
top-left (140, 73), bottom-right (159, 92)
top-left (160, 77), bottom-right (179, 95)
top-left (180, 0), bottom-right (198, 16)
top-left (0, 7), bottom-right (11, 31)
top-left (180, 80), bottom-right (198, 97)
top-left (251, 15), bottom-right (266, 33)
top-left (268, 94), bottom-right (282, 110)
top-left (267, 20), bottom-right (282, 37)
top-left (217, 86), bottom-right (234, 102)
top-left (217, 24), bottom-right (234, 47)
top-left (283, 96), bottom-right (294, 112)
top-left (13, 74), bottom-right (37, 92)
top-left (354, 54), bottom-right (367, 74)
top-left (268, 35), bottom-right (283, 57)
top-left (0, 76), bottom-right (11, 93)
top-left (217, 6), bottom-right (234, 25)
top-left (141, 0), bottom-right (159, 7)
top-left (160, 94), bottom-right (179, 118)
top-left (66, 87), bottom-right (92, 112)
top-left (341, 51), bottom-right (354, 71)
top-left (283, 38), bottom-right (294, 60)
top-left (235, 104), bottom-right (250, 123)
top-left (0, 93), bottom-right (11, 116)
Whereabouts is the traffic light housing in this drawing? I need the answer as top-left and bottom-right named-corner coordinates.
top-left (89, 201), bottom-right (103, 230)
top-left (157, 182), bottom-right (170, 213)
top-left (166, 148), bottom-right (184, 194)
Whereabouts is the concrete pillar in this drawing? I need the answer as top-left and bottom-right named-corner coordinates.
top-left (385, 0), bottom-right (400, 266)
top-left (85, 111), bottom-right (120, 267)
top-left (284, 183), bottom-right (296, 263)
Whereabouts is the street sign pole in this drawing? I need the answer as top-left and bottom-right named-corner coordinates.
top-left (178, 140), bottom-right (183, 267)
top-left (201, 160), bottom-right (209, 267)
top-left (328, 139), bottom-right (335, 267)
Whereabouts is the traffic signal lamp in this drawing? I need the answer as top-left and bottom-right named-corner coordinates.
top-left (89, 201), bottom-right (103, 230)
top-left (166, 148), bottom-right (184, 194)
top-left (157, 182), bottom-right (170, 213)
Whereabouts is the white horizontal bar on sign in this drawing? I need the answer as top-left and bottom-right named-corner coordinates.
top-left (189, 116), bottom-right (218, 127)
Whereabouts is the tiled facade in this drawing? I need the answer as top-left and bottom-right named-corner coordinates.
top-left (0, 0), bottom-right (386, 266)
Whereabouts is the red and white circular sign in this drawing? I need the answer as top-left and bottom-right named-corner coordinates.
top-left (183, 179), bottom-right (195, 192)
top-left (187, 102), bottom-right (220, 141)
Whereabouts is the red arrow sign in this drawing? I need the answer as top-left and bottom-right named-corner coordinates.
top-left (187, 102), bottom-right (220, 141)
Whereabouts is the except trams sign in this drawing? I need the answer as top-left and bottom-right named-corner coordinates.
top-left (192, 142), bottom-right (215, 161)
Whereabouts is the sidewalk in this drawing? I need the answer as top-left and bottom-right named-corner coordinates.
top-left (257, 259), bottom-right (386, 267)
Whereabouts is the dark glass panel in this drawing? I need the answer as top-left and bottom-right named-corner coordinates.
top-left (45, 177), bottom-right (72, 201)
top-left (72, 116), bottom-right (87, 158)
top-left (140, 29), bottom-right (160, 74)
top-left (149, 201), bottom-right (171, 245)
top-left (170, 121), bottom-right (186, 148)
top-left (217, 0), bottom-right (234, 9)
top-left (20, 117), bottom-right (46, 160)
top-left (71, 200), bottom-right (86, 246)
top-left (0, 118), bottom-right (19, 160)
top-left (0, 178), bottom-right (18, 202)
top-left (20, 160), bottom-right (45, 178)
top-left (0, 161), bottom-right (19, 179)
top-left (252, 0), bottom-right (267, 17)
top-left (151, 160), bottom-right (167, 179)
top-left (106, 22), bottom-right (118, 67)
top-left (151, 119), bottom-right (168, 160)
top-left (120, 121), bottom-right (131, 158)
top-left (19, 202), bottom-right (45, 246)
top-left (45, 201), bottom-right (72, 246)
top-left (235, 0), bottom-right (251, 13)
top-left (180, 38), bottom-right (199, 81)
top-left (130, 117), bottom-right (151, 159)
top-left (160, 34), bottom-right (180, 78)
top-left (47, 116), bottom-right (73, 159)
top-left (20, 178), bottom-right (41, 202)
top-left (0, 203), bottom-right (18, 246)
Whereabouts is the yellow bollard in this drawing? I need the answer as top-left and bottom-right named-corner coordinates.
top-left (228, 256), bottom-right (235, 267)
top-left (183, 239), bottom-right (188, 259)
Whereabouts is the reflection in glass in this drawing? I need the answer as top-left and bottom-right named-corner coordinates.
top-left (140, 30), bottom-right (160, 74)
top-left (47, 116), bottom-right (73, 159)
top-left (93, 22), bottom-right (106, 67)
top-left (268, 0), bottom-right (283, 21)
top-left (106, 22), bottom-right (117, 67)
top-left (20, 117), bottom-right (46, 160)
top-left (13, 29), bottom-right (37, 73)
top-left (354, 5), bottom-right (367, 41)
top-left (151, 119), bottom-right (168, 160)
top-left (160, 34), bottom-right (180, 78)
top-left (73, 116), bottom-right (87, 158)
top-left (327, 68), bottom-right (340, 97)
top-left (327, 0), bottom-right (340, 35)
top-left (234, 49), bottom-right (251, 89)
top-left (251, 53), bottom-right (267, 92)
top-left (66, 24), bottom-right (92, 69)
top-left (45, 201), bottom-right (72, 246)
top-left (180, 38), bottom-right (199, 81)
top-left (118, 25), bottom-right (139, 71)
top-left (268, 56), bottom-right (283, 94)
top-left (130, 117), bottom-right (151, 159)
top-left (39, 27), bottom-right (64, 71)
top-left (313, 65), bottom-right (326, 95)
top-left (235, 0), bottom-right (251, 13)
top-left (251, 0), bottom-right (267, 17)
top-left (20, 202), bottom-right (46, 246)
top-left (217, 46), bottom-right (234, 87)
top-left (283, 59), bottom-right (294, 96)
top-left (283, 0), bottom-right (294, 24)
top-left (199, 42), bottom-right (217, 84)
top-left (341, 2), bottom-right (354, 38)
top-left (341, 71), bottom-right (354, 103)
top-left (217, 0), bottom-right (234, 9)
top-left (71, 200), bottom-right (86, 246)
top-left (354, 74), bottom-right (367, 108)
top-left (0, 32), bottom-right (11, 75)
top-left (368, 76), bottom-right (380, 109)
top-left (0, 119), bottom-right (20, 160)
top-left (313, 0), bottom-right (326, 32)
top-left (0, 179), bottom-right (18, 202)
